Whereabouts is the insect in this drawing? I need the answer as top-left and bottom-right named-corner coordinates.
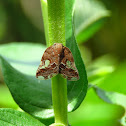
top-left (36, 43), bottom-right (79, 81)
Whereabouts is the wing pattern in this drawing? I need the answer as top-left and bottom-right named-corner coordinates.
top-left (36, 43), bottom-right (79, 81)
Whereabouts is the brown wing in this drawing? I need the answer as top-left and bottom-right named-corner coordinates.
top-left (59, 46), bottom-right (79, 81)
top-left (36, 43), bottom-right (63, 80)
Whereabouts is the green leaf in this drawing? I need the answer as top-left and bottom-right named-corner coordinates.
top-left (93, 86), bottom-right (126, 126)
top-left (98, 61), bottom-right (126, 95)
top-left (66, 36), bottom-right (88, 111)
top-left (0, 42), bottom-right (46, 76)
top-left (0, 55), bottom-right (53, 118)
top-left (74, 0), bottom-right (110, 43)
top-left (87, 66), bottom-right (114, 84)
top-left (66, 0), bottom-right (88, 112)
top-left (0, 85), bottom-right (18, 108)
top-left (65, 0), bottom-right (75, 40)
top-left (87, 54), bottom-right (117, 84)
top-left (68, 88), bottom-right (124, 126)
top-left (94, 86), bottom-right (126, 108)
top-left (0, 108), bottom-right (45, 126)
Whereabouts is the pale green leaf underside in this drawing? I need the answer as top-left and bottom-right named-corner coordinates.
top-left (0, 42), bottom-right (46, 76)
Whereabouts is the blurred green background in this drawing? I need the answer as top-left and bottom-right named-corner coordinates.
top-left (0, 0), bottom-right (126, 126)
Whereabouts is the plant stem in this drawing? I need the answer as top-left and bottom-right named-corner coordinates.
top-left (40, 0), bottom-right (68, 125)
top-left (51, 75), bottom-right (67, 125)
top-left (40, 0), bottom-right (49, 45)
top-left (47, 0), bottom-right (66, 46)
top-left (47, 0), bottom-right (67, 125)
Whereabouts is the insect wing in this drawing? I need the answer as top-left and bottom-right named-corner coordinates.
top-left (60, 46), bottom-right (79, 81)
top-left (36, 46), bottom-right (59, 80)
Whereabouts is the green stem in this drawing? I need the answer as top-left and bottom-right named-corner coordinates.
top-left (51, 75), bottom-right (67, 125)
top-left (40, 0), bottom-right (49, 45)
top-left (40, 0), bottom-right (68, 125)
top-left (47, 0), bottom-right (66, 46)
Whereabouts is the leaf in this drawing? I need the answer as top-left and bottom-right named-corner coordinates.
top-left (0, 55), bottom-right (53, 118)
top-left (66, 36), bottom-right (88, 111)
top-left (98, 61), bottom-right (126, 95)
top-left (0, 85), bottom-right (18, 109)
top-left (87, 66), bottom-right (114, 84)
top-left (74, 0), bottom-right (110, 43)
top-left (68, 88), bottom-right (124, 126)
top-left (65, 0), bottom-right (109, 112)
top-left (87, 54), bottom-right (117, 84)
top-left (66, 0), bottom-right (88, 111)
top-left (0, 108), bottom-right (45, 126)
top-left (65, 0), bottom-right (75, 40)
top-left (93, 86), bottom-right (126, 126)
top-left (0, 42), bottom-right (46, 76)
top-left (93, 86), bottom-right (126, 108)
